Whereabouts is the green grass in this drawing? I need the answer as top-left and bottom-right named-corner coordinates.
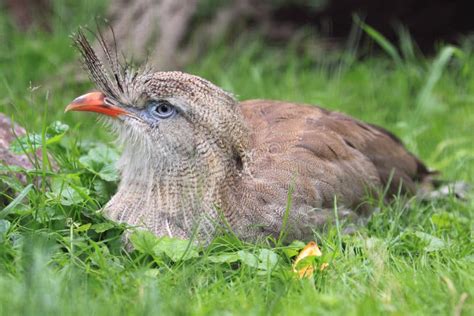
top-left (1, 1), bottom-right (473, 315)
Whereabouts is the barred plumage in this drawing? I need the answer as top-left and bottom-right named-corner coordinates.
top-left (68, 31), bottom-right (435, 244)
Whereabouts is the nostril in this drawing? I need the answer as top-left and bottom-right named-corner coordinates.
top-left (104, 97), bottom-right (119, 107)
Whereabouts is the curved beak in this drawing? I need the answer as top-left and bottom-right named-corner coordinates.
top-left (65, 92), bottom-right (127, 117)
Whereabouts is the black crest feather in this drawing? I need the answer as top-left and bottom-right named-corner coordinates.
top-left (73, 28), bottom-right (119, 98)
top-left (72, 27), bottom-right (151, 103)
top-left (72, 27), bottom-right (126, 100)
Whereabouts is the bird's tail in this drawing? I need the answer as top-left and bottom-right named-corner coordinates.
top-left (416, 176), bottom-right (470, 200)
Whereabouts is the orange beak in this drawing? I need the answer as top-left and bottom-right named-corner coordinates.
top-left (65, 92), bottom-right (127, 117)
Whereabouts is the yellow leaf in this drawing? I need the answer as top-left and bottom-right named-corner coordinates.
top-left (292, 241), bottom-right (328, 279)
top-left (320, 262), bottom-right (329, 271)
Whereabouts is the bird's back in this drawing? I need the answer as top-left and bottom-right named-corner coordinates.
top-left (230, 100), bottom-right (432, 239)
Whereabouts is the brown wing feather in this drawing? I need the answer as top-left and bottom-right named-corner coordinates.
top-left (239, 100), bottom-right (432, 205)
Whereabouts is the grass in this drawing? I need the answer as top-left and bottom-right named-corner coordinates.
top-left (1, 1), bottom-right (473, 315)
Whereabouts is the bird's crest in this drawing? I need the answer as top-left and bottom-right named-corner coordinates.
top-left (72, 27), bottom-right (149, 102)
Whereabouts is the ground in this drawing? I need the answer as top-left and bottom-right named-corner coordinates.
top-left (0, 1), bottom-right (473, 315)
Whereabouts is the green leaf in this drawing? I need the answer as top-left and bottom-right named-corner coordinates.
top-left (432, 212), bottom-right (469, 229)
top-left (256, 249), bottom-right (279, 270)
top-left (130, 230), bottom-right (159, 255)
top-left (432, 213), bottom-right (451, 228)
top-left (45, 121), bottom-right (70, 145)
top-left (91, 222), bottom-right (115, 233)
top-left (46, 179), bottom-right (88, 206)
top-left (207, 252), bottom-right (240, 263)
top-left (237, 250), bottom-right (259, 268)
top-left (414, 232), bottom-right (446, 252)
top-left (75, 223), bottom-right (92, 232)
top-left (96, 164), bottom-right (119, 182)
top-left (282, 240), bottom-right (306, 258)
top-left (93, 180), bottom-right (116, 203)
top-left (238, 249), bottom-right (279, 271)
top-left (9, 134), bottom-right (42, 154)
top-left (47, 121), bottom-right (70, 135)
top-left (9, 121), bottom-right (70, 154)
top-left (131, 233), bottom-right (201, 262)
top-left (79, 145), bottom-right (119, 182)
top-left (153, 237), bottom-right (200, 262)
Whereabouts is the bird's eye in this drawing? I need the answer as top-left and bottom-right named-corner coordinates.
top-left (149, 100), bottom-right (176, 119)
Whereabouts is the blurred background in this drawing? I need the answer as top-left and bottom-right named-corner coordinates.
top-left (3, 0), bottom-right (474, 68)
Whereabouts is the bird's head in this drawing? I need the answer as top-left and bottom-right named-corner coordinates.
top-left (66, 30), bottom-right (249, 177)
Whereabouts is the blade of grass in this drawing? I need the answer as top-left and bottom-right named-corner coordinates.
top-left (0, 183), bottom-right (33, 219)
top-left (353, 15), bottom-right (402, 65)
top-left (416, 46), bottom-right (463, 111)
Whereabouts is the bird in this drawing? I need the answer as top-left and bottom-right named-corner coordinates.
top-left (65, 30), bottom-right (435, 243)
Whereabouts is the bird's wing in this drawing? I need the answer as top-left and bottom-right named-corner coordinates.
top-left (238, 100), bottom-right (432, 206)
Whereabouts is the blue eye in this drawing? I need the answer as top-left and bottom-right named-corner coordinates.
top-left (149, 100), bottom-right (176, 119)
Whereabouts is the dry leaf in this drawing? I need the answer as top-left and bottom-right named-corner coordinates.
top-left (320, 262), bottom-right (329, 271)
top-left (292, 241), bottom-right (328, 278)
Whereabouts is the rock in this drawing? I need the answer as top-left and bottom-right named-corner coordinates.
top-left (0, 113), bottom-right (35, 185)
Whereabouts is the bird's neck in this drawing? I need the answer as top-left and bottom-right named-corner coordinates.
top-left (105, 141), bottom-right (246, 239)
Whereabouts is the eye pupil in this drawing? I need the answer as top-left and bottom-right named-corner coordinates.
top-left (158, 104), bottom-right (169, 113)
